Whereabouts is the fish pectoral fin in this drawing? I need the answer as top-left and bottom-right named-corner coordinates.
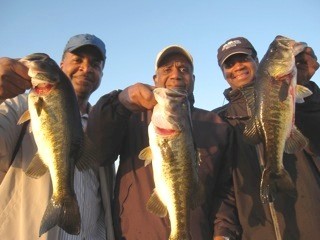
top-left (25, 153), bottom-right (48, 178)
top-left (35, 97), bottom-right (45, 116)
top-left (284, 126), bottom-right (309, 153)
top-left (146, 190), bottom-right (167, 217)
top-left (138, 147), bottom-right (153, 167)
top-left (279, 81), bottom-right (290, 101)
top-left (295, 85), bottom-right (313, 103)
top-left (243, 119), bottom-right (261, 145)
top-left (76, 134), bottom-right (98, 171)
top-left (17, 110), bottom-right (31, 125)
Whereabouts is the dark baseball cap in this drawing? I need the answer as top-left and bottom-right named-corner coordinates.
top-left (63, 34), bottom-right (106, 61)
top-left (217, 37), bottom-right (257, 67)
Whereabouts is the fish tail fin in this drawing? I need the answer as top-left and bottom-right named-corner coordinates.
top-left (260, 168), bottom-right (296, 204)
top-left (39, 196), bottom-right (81, 236)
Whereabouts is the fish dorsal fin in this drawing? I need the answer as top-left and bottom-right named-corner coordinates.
top-left (138, 147), bottom-right (153, 167)
top-left (239, 84), bottom-right (255, 116)
top-left (25, 152), bottom-right (48, 178)
top-left (295, 85), bottom-right (313, 103)
top-left (146, 190), bottom-right (167, 217)
top-left (17, 110), bottom-right (31, 125)
top-left (243, 118), bottom-right (261, 145)
top-left (284, 126), bottom-right (309, 153)
top-left (76, 134), bottom-right (98, 171)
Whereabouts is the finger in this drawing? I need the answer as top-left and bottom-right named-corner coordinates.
top-left (12, 59), bottom-right (30, 79)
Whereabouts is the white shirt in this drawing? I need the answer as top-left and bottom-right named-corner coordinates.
top-left (0, 94), bottom-right (106, 240)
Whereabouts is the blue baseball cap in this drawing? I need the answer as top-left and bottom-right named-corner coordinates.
top-left (63, 34), bottom-right (106, 61)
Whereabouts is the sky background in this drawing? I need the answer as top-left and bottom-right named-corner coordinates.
top-left (1, 0), bottom-right (319, 110)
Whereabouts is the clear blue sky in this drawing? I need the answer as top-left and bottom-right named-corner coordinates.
top-left (2, 0), bottom-right (319, 110)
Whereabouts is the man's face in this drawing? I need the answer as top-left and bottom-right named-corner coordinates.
top-left (222, 53), bottom-right (258, 89)
top-left (295, 47), bottom-right (319, 85)
top-left (153, 53), bottom-right (195, 94)
top-left (60, 45), bottom-right (104, 99)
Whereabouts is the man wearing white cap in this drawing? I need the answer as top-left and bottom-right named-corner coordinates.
top-left (87, 45), bottom-right (241, 239)
top-left (0, 34), bottom-right (115, 239)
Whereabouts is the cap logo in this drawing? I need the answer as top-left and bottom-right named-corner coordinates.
top-left (222, 40), bottom-right (242, 51)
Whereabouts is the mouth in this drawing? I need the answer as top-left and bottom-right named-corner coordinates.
top-left (34, 83), bottom-right (54, 95)
top-left (155, 126), bottom-right (178, 136)
top-left (232, 70), bottom-right (250, 80)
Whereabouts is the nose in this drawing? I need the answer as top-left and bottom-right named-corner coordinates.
top-left (79, 60), bottom-right (93, 73)
top-left (170, 67), bottom-right (182, 79)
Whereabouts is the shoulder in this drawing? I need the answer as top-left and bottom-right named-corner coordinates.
top-left (191, 107), bottom-right (233, 149)
top-left (212, 104), bottom-right (229, 117)
top-left (192, 107), bottom-right (232, 134)
top-left (192, 107), bottom-right (227, 124)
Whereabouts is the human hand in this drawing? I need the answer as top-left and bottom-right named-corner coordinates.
top-left (118, 83), bottom-right (157, 112)
top-left (296, 47), bottom-right (319, 85)
top-left (0, 57), bottom-right (31, 100)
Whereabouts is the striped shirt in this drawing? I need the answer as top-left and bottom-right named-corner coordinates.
top-left (58, 112), bottom-right (106, 240)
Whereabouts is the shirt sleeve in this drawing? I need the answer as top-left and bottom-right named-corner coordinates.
top-left (87, 90), bottom-right (132, 166)
top-left (0, 94), bottom-right (28, 181)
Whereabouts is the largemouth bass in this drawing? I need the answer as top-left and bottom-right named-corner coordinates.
top-left (18, 53), bottom-right (91, 236)
top-left (139, 88), bottom-right (202, 240)
top-left (243, 36), bottom-right (312, 203)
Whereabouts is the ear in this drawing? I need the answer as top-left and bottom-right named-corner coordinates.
top-left (189, 74), bottom-right (195, 93)
top-left (153, 74), bottom-right (157, 85)
top-left (60, 61), bottom-right (64, 69)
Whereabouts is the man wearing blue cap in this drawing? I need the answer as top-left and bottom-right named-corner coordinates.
top-left (0, 34), bottom-right (115, 239)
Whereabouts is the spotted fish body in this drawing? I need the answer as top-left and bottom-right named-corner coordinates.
top-left (243, 36), bottom-right (312, 203)
top-left (139, 88), bottom-right (202, 240)
top-left (18, 53), bottom-right (85, 236)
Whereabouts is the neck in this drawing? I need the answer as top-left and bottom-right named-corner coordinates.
top-left (77, 97), bottom-right (89, 114)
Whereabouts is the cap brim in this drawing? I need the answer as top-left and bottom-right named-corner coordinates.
top-left (68, 44), bottom-right (105, 60)
top-left (220, 49), bottom-right (252, 66)
top-left (155, 46), bottom-right (193, 70)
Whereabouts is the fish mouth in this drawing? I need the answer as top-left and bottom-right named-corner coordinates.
top-left (293, 42), bottom-right (308, 56)
top-left (155, 126), bottom-right (179, 136)
top-left (33, 83), bottom-right (55, 95)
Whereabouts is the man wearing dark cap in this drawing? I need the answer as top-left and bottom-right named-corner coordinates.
top-left (213, 36), bottom-right (320, 240)
top-left (0, 34), bottom-right (115, 239)
top-left (86, 45), bottom-right (241, 239)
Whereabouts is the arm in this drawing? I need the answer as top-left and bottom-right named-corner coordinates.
top-left (0, 94), bottom-right (29, 183)
top-left (212, 127), bottom-right (241, 240)
top-left (87, 83), bottom-right (156, 166)
top-left (0, 57), bottom-right (31, 182)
